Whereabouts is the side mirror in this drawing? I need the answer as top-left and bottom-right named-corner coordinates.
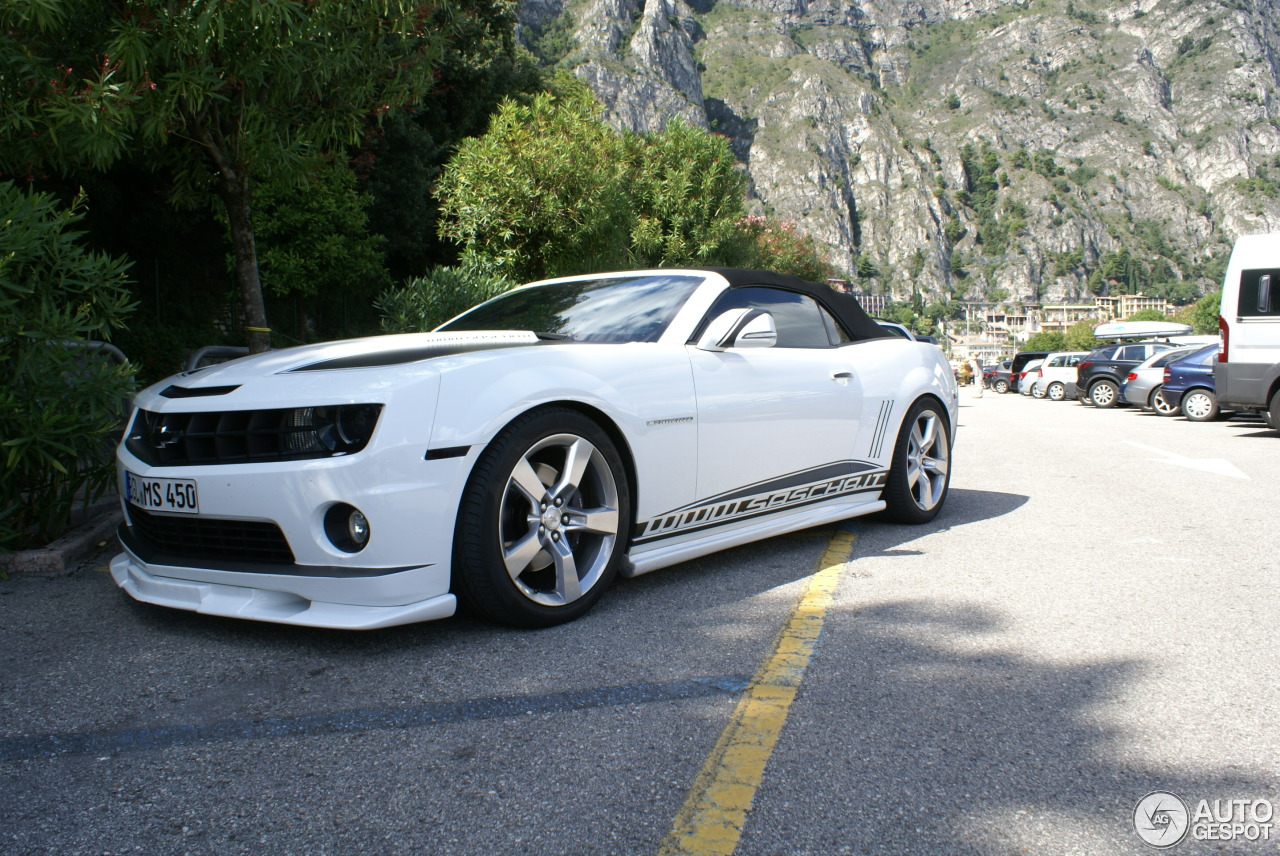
top-left (696, 309), bottom-right (778, 351)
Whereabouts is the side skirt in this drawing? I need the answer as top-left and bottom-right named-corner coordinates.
top-left (621, 495), bottom-right (885, 578)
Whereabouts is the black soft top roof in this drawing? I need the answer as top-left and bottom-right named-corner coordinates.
top-left (697, 267), bottom-right (892, 341)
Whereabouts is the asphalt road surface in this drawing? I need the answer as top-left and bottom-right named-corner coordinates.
top-left (2, 386), bottom-right (1277, 856)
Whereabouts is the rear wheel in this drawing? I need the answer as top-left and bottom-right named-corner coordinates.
top-left (1047, 382), bottom-right (1065, 401)
top-left (881, 398), bottom-right (951, 525)
top-left (452, 407), bottom-right (631, 627)
top-left (1151, 385), bottom-right (1179, 416)
top-left (993, 379), bottom-right (1009, 394)
top-left (1269, 388), bottom-right (1280, 431)
top-left (1032, 382), bottom-right (1047, 399)
top-left (1089, 379), bottom-right (1119, 408)
top-left (1181, 389), bottom-right (1219, 422)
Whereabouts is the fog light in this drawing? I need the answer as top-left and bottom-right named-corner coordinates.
top-left (324, 503), bottom-right (371, 553)
top-left (348, 510), bottom-right (369, 546)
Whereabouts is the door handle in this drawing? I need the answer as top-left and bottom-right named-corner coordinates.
top-left (832, 371), bottom-right (854, 380)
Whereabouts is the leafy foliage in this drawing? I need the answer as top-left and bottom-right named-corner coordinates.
top-left (1172, 290), bottom-right (1223, 334)
top-left (436, 79), bottom-right (833, 283)
top-left (735, 217), bottom-right (835, 282)
top-left (1023, 331), bottom-right (1068, 352)
top-left (0, 182), bottom-right (136, 552)
top-left (248, 163), bottom-right (391, 342)
top-left (376, 265), bottom-right (514, 334)
top-left (629, 118), bottom-right (750, 268)
top-left (437, 80), bottom-right (635, 281)
top-left (361, 0), bottom-right (541, 281)
top-left (1, 0), bottom-right (449, 352)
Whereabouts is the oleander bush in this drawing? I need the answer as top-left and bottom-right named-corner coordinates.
top-left (0, 182), bottom-right (136, 555)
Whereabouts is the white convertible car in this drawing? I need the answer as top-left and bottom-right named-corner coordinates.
top-left (111, 268), bottom-right (958, 629)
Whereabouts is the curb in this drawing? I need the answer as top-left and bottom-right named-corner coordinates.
top-left (0, 501), bottom-right (121, 578)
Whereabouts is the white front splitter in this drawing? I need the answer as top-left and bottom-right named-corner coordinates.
top-left (110, 553), bottom-right (457, 631)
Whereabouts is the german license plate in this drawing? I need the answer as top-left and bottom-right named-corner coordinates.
top-left (125, 471), bottom-right (199, 514)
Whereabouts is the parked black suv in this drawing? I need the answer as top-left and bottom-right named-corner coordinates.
top-left (992, 351), bottom-right (1050, 394)
top-left (1076, 342), bottom-right (1179, 407)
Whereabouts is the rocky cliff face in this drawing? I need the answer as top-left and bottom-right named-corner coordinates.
top-left (519, 0), bottom-right (1280, 304)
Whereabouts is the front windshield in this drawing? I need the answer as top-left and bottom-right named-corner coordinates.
top-left (437, 274), bottom-right (704, 343)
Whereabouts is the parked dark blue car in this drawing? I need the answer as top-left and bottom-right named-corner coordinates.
top-left (1158, 344), bottom-right (1223, 421)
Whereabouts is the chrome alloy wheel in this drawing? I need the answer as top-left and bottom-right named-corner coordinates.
top-left (498, 433), bottom-right (621, 607)
top-left (904, 409), bottom-right (950, 512)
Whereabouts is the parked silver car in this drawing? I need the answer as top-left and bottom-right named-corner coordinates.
top-left (1034, 351), bottom-right (1089, 401)
top-left (1121, 346), bottom-right (1200, 414)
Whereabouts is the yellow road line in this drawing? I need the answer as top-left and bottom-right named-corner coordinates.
top-left (657, 527), bottom-right (859, 856)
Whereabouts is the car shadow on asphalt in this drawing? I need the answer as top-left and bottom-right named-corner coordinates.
top-left (744, 596), bottom-right (1274, 854)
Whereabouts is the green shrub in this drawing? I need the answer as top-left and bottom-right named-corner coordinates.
top-left (0, 183), bottom-right (136, 554)
top-left (376, 263), bottom-right (515, 333)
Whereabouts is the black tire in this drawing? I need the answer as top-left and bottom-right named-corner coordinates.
top-left (1268, 388), bottom-right (1280, 431)
top-left (1047, 382), bottom-right (1065, 401)
top-left (1089, 379), bottom-right (1119, 408)
top-left (1032, 382), bottom-right (1047, 399)
top-left (1151, 385), bottom-right (1179, 416)
top-left (993, 379), bottom-right (1009, 394)
top-left (1181, 388), bottom-right (1219, 422)
top-left (452, 407), bottom-right (631, 627)
top-left (880, 398), bottom-right (951, 525)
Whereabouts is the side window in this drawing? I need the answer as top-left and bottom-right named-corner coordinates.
top-left (1067, 355), bottom-right (1082, 367)
top-left (1197, 349), bottom-right (1217, 366)
top-left (701, 286), bottom-right (835, 348)
top-left (1118, 345), bottom-right (1145, 360)
top-left (820, 307), bottom-right (851, 344)
top-left (1238, 269), bottom-right (1280, 317)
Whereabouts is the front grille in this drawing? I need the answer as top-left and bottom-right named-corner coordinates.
top-left (125, 404), bottom-right (382, 467)
top-left (125, 505), bottom-right (295, 565)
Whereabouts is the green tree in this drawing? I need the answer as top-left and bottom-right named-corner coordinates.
top-left (629, 117), bottom-right (749, 267)
top-left (1, 0), bottom-right (448, 352)
top-left (361, 0), bottom-right (541, 281)
top-left (736, 217), bottom-right (833, 282)
top-left (1024, 331), bottom-right (1067, 351)
top-left (437, 80), bottom-right (634, 281)
top-left (1172, 290), bottom-right (1222, 334)
top-left (376, 264), bottom-right (514, 334)
top-left (1065, 319), bottom-right (1101, 350)
top-left (437, 79), bottom-right (833, 283)
top-left (0, 182), bottom-right (136, 552)
top-left (1125, 308), bottom-right (1167, 322)
top-left (250, 164), bottom-right (391, 342)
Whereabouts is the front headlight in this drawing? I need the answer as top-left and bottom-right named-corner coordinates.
top-left (287, 404), bottom-right (383, 456)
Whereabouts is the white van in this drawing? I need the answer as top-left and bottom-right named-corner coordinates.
top-left (1215, 232), bottom-right (1280, 429)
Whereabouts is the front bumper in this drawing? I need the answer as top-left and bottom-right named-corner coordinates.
top-left (110, 547), bottom-right (455, 630)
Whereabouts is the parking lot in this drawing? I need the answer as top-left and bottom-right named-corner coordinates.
top-left (2, 388), bottom-right (1278, 855)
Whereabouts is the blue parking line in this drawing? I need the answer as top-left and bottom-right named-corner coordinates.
top-left (0, 676), bottom-right (748, 762)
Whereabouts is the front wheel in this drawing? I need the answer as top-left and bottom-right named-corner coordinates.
top-left (1046, 382), bottom-right (1065, 401)
top-left (452, 408), bottom-right (631, 627)
top-left (1151, 385), bottom-right (1179, 416)
top-left (1181, 389), bottom-right (1220, 422)
top-left (1089, 379), bottom-right (1119, 408)
top-left (880, 399), bottom-right (951, 525)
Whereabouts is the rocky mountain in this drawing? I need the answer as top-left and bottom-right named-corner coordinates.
top-left (517, 0), bottom-right (1280, 305)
